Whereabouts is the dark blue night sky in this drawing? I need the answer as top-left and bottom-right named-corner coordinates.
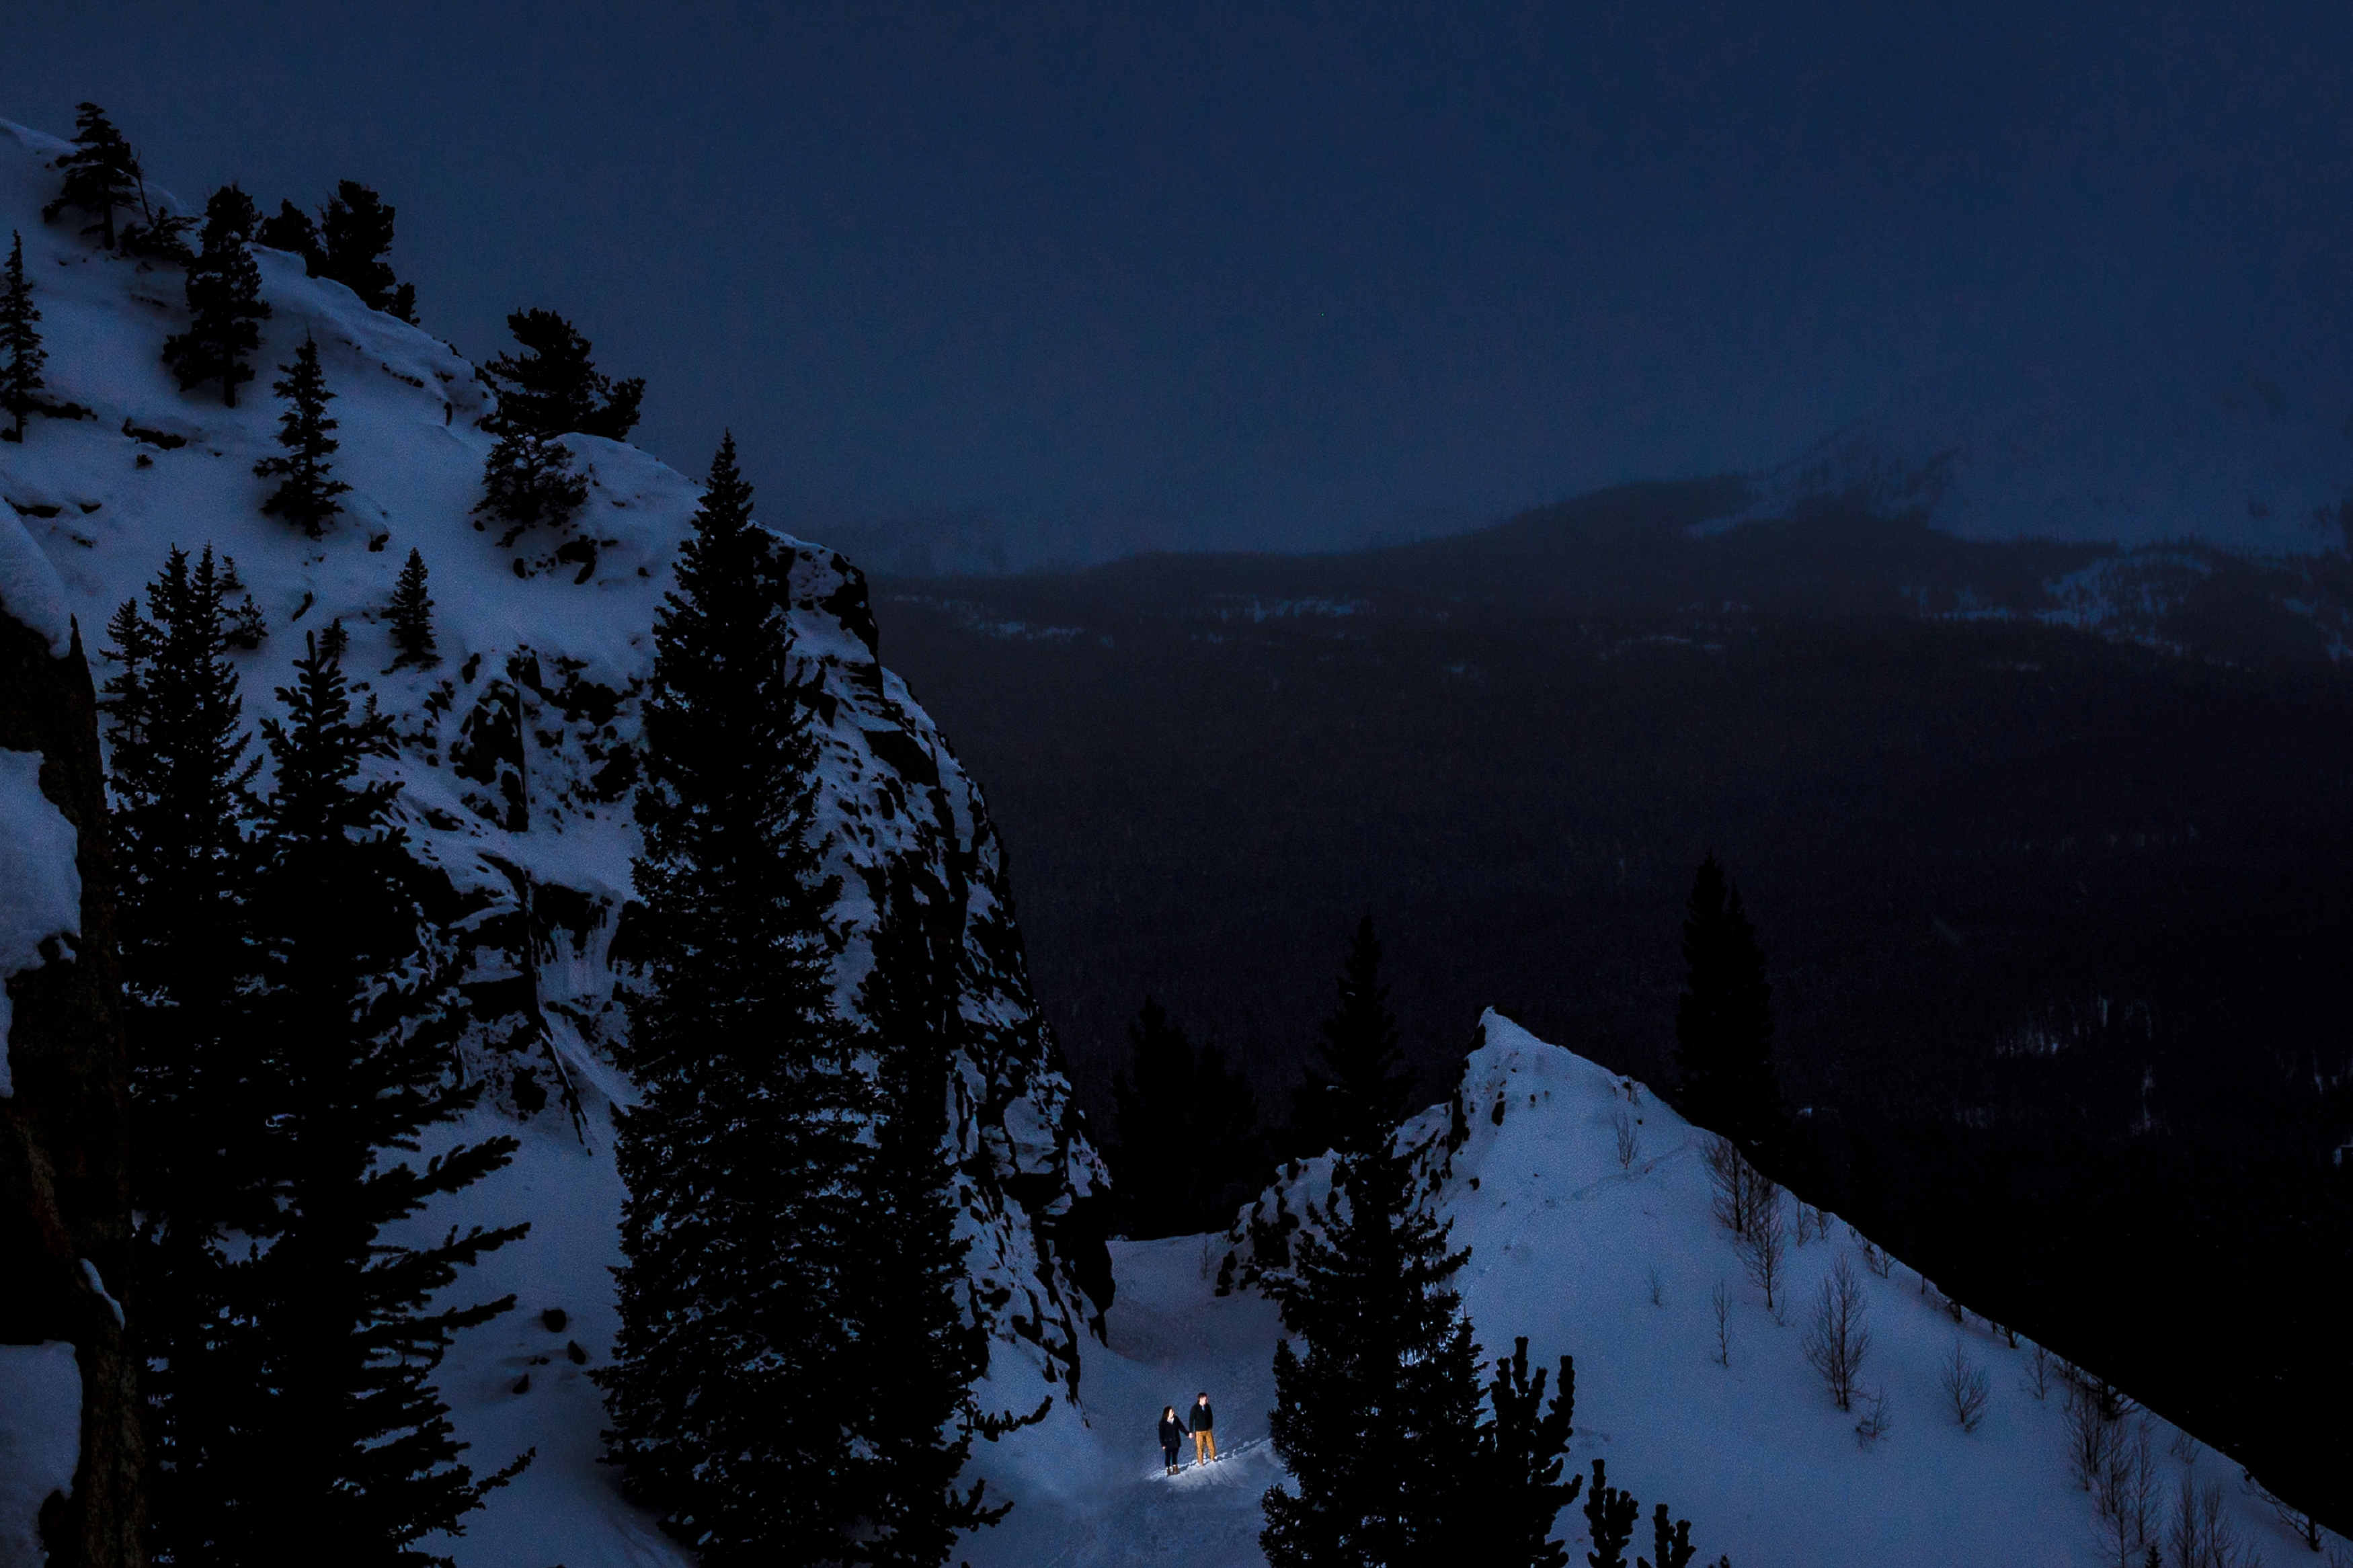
top-left (8, 2), bottom-right (2350, 559)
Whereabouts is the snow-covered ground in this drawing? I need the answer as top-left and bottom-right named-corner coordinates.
top-left (945, 1015), bottom-right (2342, 1568)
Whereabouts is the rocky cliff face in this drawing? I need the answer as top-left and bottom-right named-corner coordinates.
top-left (0, 112), bottom-right (1109, 1561)
top-left (0, 576), bottom-right (143, 1568)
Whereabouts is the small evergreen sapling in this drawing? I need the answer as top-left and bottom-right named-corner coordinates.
top-left (1583, 1461), bottom-right (1640, 1568)
top-left (475, 427), bottom-right (589, 546)
top-left (387, 549), bottom-right (438, 668)
top-left (253, 335), bottom-right (350, 535)
top-left (163, 186), bottom-right (272, 407)
top-left (2, 231), bottom-right (46, 441)
top-left (43, 102), bottom-right (141, 249)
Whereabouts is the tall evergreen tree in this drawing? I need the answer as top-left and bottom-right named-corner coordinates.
top-left (1261, 918), bottom-right (1485, 1568)
top-left (253, 334), bottom-right (350, 535)
top-left (162, 186), bottom-right (271, 407)
top-left (387, 548), bottom-right (438, 668)
top-left (1109, 997), bottom-right (1268, 1238)
top-left (2, 231), bottom-right (46, 442)
top-left (848, 860), bottom-right (1018, 1567)
top-left (42, 102), bottom-right (141, 249)
top-left (100, 546), bottom-right (270, 1565)
top-left (1671, 855), bottom-right (1785, 1160)
top-left (318, 181), bottom-right (417, 321)
top-left (602, 434), bottom-right (871, 1566)
top-left (236, 630), bottom-right (530, 1564)
top-left (481, 307), bottom-right (644, 441)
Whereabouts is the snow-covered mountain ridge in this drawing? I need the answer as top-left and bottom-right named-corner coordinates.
top-left (0, 116), bottom-right (1105, 1565)
top-left (952, 1012), bottom-right (2345, 1567)
top-left (1739, 343), bottom-right (2353, 559)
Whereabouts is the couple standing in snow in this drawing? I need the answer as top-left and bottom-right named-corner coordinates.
top-left (1157, 1393), bottom-right (1216, 1475)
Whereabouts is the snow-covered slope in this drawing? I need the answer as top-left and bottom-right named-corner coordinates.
top-left (957, 1012), bottom-right (2344, 1567)
top-left (1741, 341), bottom-right (2353, 555)
top-left (1, 117), bottom-right (1105, 1565)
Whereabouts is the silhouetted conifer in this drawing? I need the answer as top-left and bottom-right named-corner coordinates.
top-left (475, 428), bottom-right (589, 546)
top-left (1636, 1503), bottom-right (1698, 1568)
top-left (1478, 1338), bottom-right (1581, 1568)
top-left (388, 548), bottom-right (438, 667)
top-left (481, 307), bottom-right (643, 440)
top-left (255, 200), bottom-right (322, 265)
top-left (1110, 997), bottom-right (1269, 1238)
top-left (253, 335), bottom-right (350, 536)
top-left (237, 630), bottom-right (530, 1563)
top-left (101, 546), bottom-right (269, 1563)
top-left (1584, 1460), bottom-right (1641, 1568)
top-left (849, 860), bottom-right (1025, 1565)
top-left (318, 181), bottom-right (417, 321)
top-left (43, 102), bottom-right (141, 249)
top-left (2, 231), bottom-right (46, 441)
top-left (163, 186), bottom-right (271, 407)
top-left (1673, 854), bottom-right (1785, 1161)
top-left (1262, 918), bottom-right (1484, 1567)
top-left (602, 434), bottom-right (871, 1565)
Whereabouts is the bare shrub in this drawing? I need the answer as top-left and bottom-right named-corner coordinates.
top-left (1739, 1186), bottom-right (1788, 1321)
top-left (2065, 1377), bottom-right (2134, 1493)
top-left (1940, 1340), bottom-right (1991, 1432)
top-left (2251, 1477), bottom-right (2326, 1554)
top-left (2092, 1419), bottom-right (2157, 1567)
top-left (1853, 1385), bottom-right (1893, 1447)
top-left (1704, 1137), bottom-right (1767, 1237)
top-left (2023, 1344), bottom-right (2054, 1402)
top-left (1613, 1108), bottom-right (1640, 1173)
top-left (1802, 1256), bottom-right (1871, 1411)
top-left (2167, 1425), bottom-right (2197, 1466)
top-left (1847, 1226), bottom-right (1894, 1278)
top-left (1646, 1266), bottom-right (1665, 1307)
top-left (2167, 1473), bottom-right (2262, 1568)
top-left (1711, 1277), bottom-right (1730, 1368)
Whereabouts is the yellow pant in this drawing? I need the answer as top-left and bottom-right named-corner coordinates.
top-left (1193, 1430), bottom-right (1216, 1462)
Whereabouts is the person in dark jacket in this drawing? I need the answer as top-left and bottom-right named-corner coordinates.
top-left (1158, 1405), bottom-right (1185, 1475)
top-left (1189, 1392), bottom-right (1217, 1464)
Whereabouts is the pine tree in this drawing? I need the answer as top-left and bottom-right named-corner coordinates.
top-left (235, 630), bottom-right (530, 1564)
top-left (848, 860), bottom-right (1020, 1567)
top-left (318, 181), bottom-right (417, 321)
top-left (162, 186), bottom-right (272, 407)
top-left (387, 548), bottom-right (438, 668)
top-left (1635, 1503), bottom-right (1698, 1568)
top-left (1109, 997), bottom-right (1268, 1238)
top-left (2, 231), bottom-right (46, 442)
top-left (255, 199), bottom-right (321, 265)
top-left (251, 335), bottom-right (350, 536)
top-left (1261, 918), bottom-right (1485, 1568)
top-left (475, 428), bottom-right (590, 546)
top-left (1477, 1339), bottom-right (1582, 1568)
top-left (1672, 855), bottom-right (1785, 1161)
top-left (42, 102), bottom-right (141, 249)
top-left (100, 546), bottom-right (271, 1565)
top-left (1583, 1462), bottom-right (1641, 1568)
top-left (481, 306), bottom-right (644, 441)
top-left (602, 434), bottom-right (871, 1566)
